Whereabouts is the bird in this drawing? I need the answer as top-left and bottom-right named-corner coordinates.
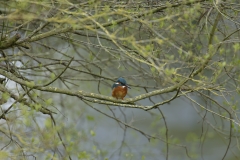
top-left (112, 77), bottom-right (131, 100)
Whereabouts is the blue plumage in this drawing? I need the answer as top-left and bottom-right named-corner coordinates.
top-left (112, 77), bottom-right (130, 89)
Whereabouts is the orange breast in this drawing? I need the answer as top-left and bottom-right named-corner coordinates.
top-left (112, 86), bottom-right (128, 100)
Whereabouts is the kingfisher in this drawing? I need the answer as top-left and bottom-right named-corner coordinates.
top-left (112, 77), bottom-right (130, 100)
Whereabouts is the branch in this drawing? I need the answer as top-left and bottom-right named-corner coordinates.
top-left (0, 65), bottom-right (198, 107)
top-left (145, 87), bottom-right (181, 111)
top-left (0, 33), bottom-right (21, 50)
top-left (0, 68), bottom-right (188, 104)
top-left (15, 0), bottom-right (206, 44)
top-left (39, 57), bottom-right (74, 87)
top-left (0, 84), bottom-right (55, 115)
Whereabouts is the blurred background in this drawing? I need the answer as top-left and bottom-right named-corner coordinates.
top-left (0, 0), bottom-right (240, 159)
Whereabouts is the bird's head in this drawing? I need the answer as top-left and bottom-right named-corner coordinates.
top-left (112, 77), bottom-right (131, 89)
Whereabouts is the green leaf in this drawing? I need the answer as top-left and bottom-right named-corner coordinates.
top-left (34, 103), bottom-right (42, 110)
top-left (46, 98), bottom-right (53, 105)
top-left (50, 73), bottom-right (56, 80)
top-left (87, 115), bottom-right (95, 121)
top-left (2, 92), bottom-right (10, 101)
top-left (233, 43), bottom-right (240, 52)
top-left (78, 151), bottom-right (90, 159)
top-left (45, 118), bottom-right (52, 128)
top-left (0, 151), bottom-right (8, 159)
top-left (26, 81), bottom-right (35, 88)
top-left (90, 130), bottom-right (95, 136)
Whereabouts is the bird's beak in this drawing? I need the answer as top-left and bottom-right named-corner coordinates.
top-left (127, 85), bottom-right (131, 89)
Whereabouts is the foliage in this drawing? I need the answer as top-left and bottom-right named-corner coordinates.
top-left (0, 0), bottom-right (240, 159)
